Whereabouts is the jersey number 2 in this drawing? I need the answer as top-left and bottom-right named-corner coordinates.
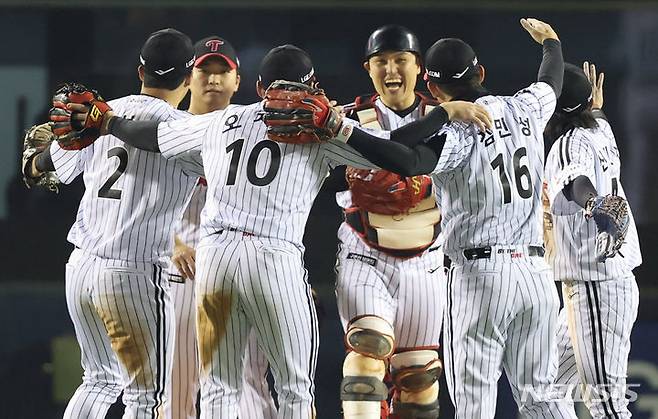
top-left (490, 147), bottom-right (533, 204)
top-left (225, 139), bottom-right (281, 186)
top-left (98, 147), bottom-right (128, 200)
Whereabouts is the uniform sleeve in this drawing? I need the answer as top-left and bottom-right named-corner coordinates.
top-left (513, 82), bottom-right (557, 129)
top-left (431, 126), bottom-right (474, 174)
top-left (546, 131), bottom-right (597, 215)
top-left (49, 140), bottom-right (92, 184)
top-left (322, 119), bottom-right (387, 169)
top-left (323, 139), bottom-right (381, 169)
top-left (157, 112), bottom-right (219, 160)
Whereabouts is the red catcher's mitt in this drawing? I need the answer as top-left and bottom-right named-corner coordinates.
top-left (49, 82), bottom-right (112, 150)
top-left (346, 168), bottom-right (433, 215)
top-left (263, 80), bottom-right (343, 144)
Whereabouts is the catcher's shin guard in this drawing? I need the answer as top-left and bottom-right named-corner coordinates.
top-left (342, 351), bottom-right (389, 419)
top-left (389, 350), bottom-right (442, 419)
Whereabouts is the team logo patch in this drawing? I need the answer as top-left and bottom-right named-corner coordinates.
top-left (205, 39), bottom-right (224, 51)
top-left (89, 105), bottom-right (103, 122)
top-left (347, 252), bottom-right (377, 267)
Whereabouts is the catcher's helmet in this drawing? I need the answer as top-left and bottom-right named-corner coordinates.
top-left (365, 24), bottom-right (421, 60)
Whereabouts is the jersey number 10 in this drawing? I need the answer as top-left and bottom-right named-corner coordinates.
top-left (225, 139), bottom-right (282, 186)
top-left (490, 147), bottom-right (533, 204)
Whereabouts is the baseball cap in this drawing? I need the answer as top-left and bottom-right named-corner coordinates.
top-left (140, 28), bottom-right (195, 79)
top-left (258, 44), bottom-right (315, 88)
top-left (557, 63), bottom-right (593, 114)
top-left (194, 36), bottom-right (239, 69)
top-left (423, 38), bottom-right (480, 85)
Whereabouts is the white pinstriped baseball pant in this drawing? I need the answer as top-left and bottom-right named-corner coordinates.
top-left (555, 275), bottom-right (639, 418)
top-left (63, 248), bottom-right (174, 419)
top-left (167, 276), bottom-right (277, 419)
top-left (443, 253), bottom-right (577, 419)
top-left (195, 231), bottom-right (318, 419)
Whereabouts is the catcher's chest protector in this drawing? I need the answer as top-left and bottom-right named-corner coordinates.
top-left (344, 95), bottom-right (441, 258)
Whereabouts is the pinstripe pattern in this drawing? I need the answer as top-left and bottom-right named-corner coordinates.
top-left (167, 181), bottom-right (277, 419)
top-left (335, 225), bottom-right (444, 348)
top-left (558, 278), bottom-right (638, 418)
top-left (545, 119), bottom-right (642, 281)
top-left (443, 257), bottom-right (574, 418)
top-left (158, 102), bottom-right (378, 248)
top-left (335, 97), bottom-right (445, 350)
top-left (554, 309), bottom-right (579, 399)
top-left (433, 82), bottom-right (556, 261)
top-left (156, 101), bottom-right (373, 418)
top-left (434, 83), bottom-right (577, 418)
top-left (51, 95), bottom-right (200, 418)
top-left (63, 249), bottom-right (175, 419)
top-left (195, 232), bottom-right (318, 419)
top-left (50, 95), bottom-right (199, 262)
top-left (546, 115), bottom-right (641, 418)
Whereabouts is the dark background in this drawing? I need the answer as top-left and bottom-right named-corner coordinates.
top-left (1, 1), bottom-right (658, 418)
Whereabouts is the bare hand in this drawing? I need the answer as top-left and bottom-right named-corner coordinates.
top-left (440, 101), bottom-right (493, 132)
top-left (520, 18), bottom-right (559, 44)
top-left (172, 241), bottom-right (196, 279)
top-left (583, 61), bottom-right (604, 110)
top-left (66, 102), bottom-right (115, 135)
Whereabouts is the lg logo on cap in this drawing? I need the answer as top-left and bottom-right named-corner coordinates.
top-left (205, 39), bottom-right (224, 52)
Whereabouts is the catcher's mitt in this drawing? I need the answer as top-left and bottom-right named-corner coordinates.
top-left (263, 80), bottom-right (343, 144)
top-left (21, 123), bottom-right (60, 192)
top-left (585, 195), bottom-right (630, 262)
top-left (49, 82), bottom-right (112, 150)
top-left (346, 168), bottom-right (433, 215)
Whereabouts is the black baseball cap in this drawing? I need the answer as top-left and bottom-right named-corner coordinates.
top-left (557, 63), bottom-right (592, 114)
top-left (423, 38), bottom-right (480, 85)
top-left (194, 36), bottom-right (239, 70)
top-left (140, 28), bottom-right (195, 79)
top-left (258, 44), bottom-right (315, 88)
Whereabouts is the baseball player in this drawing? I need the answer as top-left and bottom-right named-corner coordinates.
top-left (61, 44), bottom-right (488, 419)
top-left (166, 36), bottom-right (277, 419)
top-left (25, 29), bottom-right (199, 418)
top-left (334, 25), bottom-right (445, 419)
top-left (544, 62), bottom-right (642, 418)
top-left (298, 18), bottom-right (582, 418)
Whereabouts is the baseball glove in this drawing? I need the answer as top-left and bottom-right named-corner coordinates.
top-left (263, 80), bottom-right (343, 144)
top-left (49, 82), bottom-right (112, 150)
top-left (346, 168), bottom-right (433, 215)
top-left (21, 122), bottom-right (60, 192)
top-left (585, 195), bottom-right (630, 262)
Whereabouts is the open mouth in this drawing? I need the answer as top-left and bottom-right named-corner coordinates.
top-left (384, 80), bottom-right (403, 90)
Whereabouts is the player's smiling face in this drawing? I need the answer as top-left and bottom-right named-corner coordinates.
top-left (190, 57), bottom-right (240, 112)
top-left (365, 51), bottom-right (421, 110)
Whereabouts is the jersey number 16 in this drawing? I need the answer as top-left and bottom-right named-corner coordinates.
top-left (490, 147), bottom-right (533, 204)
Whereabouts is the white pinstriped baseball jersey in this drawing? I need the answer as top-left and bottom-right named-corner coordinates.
top-left (545, 118), bottom-right (642, 280)
top-left (157, 101), bottom-right (377, 247)
top-left (50, 95), bottom-right (199, 262)
top-left (430, 82), bottom-right (556, 260)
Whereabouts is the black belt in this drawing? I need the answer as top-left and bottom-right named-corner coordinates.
top-left (462, 246), bottom-right (545, 261)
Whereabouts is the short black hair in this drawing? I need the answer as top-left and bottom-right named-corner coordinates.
top-left (143, 72), bottom-right (187, 90)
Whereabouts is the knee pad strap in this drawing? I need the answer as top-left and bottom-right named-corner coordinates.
top-left (340, 375), bottom-right (389, 402)
top-left (391, 350), bottom-right (443, 393)
top-left (393, 399), bottom-right (440, 419)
